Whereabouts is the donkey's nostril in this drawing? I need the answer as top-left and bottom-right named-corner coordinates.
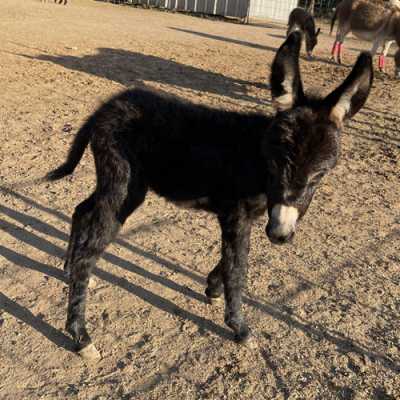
top-left (276, 232), bottom-right (294, 243)
top-left (267, 228), bottom-right (295, 245)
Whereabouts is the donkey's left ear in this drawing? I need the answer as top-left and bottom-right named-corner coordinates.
top-left (270, 32), bottom-right (305, 112)
top-left (324, 52), bottom-right (373, 128)
top-left (316, 28), bottom-right (321, 36)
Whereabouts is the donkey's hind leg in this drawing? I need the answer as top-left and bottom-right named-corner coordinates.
top-left (374, 40), bottom-right (393, 72)
top-left (65, 170), bottom-right (147, 358)
top-left (395, 49), bottom-right (400, 78)
top-left (331, 23), bottom-right (350, 64)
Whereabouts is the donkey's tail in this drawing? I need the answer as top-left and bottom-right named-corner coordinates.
top-left (330, 8), bottom-right (338, 35)
top-left (46, 118), bottom-right (94, 181)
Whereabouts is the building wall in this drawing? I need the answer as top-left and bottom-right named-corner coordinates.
top-left (249, 0), bottom-right (298, 21)
top-left (114, 0), bottom-right (297, 21)
top-left (128, 0), bottom-right (249, 18)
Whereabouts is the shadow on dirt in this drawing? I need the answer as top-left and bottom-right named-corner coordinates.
top-left (170, 26), bottom-right (279, 52)
top-left (352, 107), bottom-right (400, 146)
top-left (170, 27), bottom-right (339, 67)
top-left (13, 47), bottom-right (270, 106)
top-left (0, 292), bottom-right (76, 352)
top-left (267, 33), bottom-right (287, 40)
top-left (1, 186), bottom-right (399, 373)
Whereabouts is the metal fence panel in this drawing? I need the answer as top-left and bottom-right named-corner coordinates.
top-left (226, 0), bottom-right (249, 18)
top-left (101, 0), bottom-right (251, 19)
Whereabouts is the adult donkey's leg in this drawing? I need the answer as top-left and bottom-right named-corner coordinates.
top-left (371, 39), bottom-right (392, 72)
top-left (395, 48), bottom-right (400, 78)
top-left (331, 23), bottom-right (350, 64)
top-left (217, 208), bottom-right (252, 344)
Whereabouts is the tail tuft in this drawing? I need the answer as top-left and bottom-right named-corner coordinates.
top-left (45, 117), bottom-right (94, 181)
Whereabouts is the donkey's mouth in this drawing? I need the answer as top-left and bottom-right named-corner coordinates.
top-left (266, 226), bottom-right (295, 245)
top-left (268, 232), bottom-right (294, 245)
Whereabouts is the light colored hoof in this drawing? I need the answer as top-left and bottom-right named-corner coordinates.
top-left (88, 278), bottom-right (97, 289)
top-left (207, 296), bottom-right (223, 306)
top-left (242, 335), bottom-right (258, 350)
top-left (78, 343), bottom-right (101, 361)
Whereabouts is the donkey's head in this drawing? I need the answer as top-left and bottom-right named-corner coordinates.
top-left (265, 32), bottom-right (373, 245)
top-left (306, 27), bottom-right (321, 58)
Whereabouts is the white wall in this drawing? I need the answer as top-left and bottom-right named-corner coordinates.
top-left (249, 0), bottom-right (298, 22)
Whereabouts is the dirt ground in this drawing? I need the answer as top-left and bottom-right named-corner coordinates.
top-left (0, 1), bottom-right (399, 399)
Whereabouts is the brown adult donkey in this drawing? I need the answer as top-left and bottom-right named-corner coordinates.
top-left (330, 0), bottom-right (400, 77)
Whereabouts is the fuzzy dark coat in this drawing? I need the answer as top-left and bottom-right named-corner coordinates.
top-left (46, 32), bottom-right (373, 355)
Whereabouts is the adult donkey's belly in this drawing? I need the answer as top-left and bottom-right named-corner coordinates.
top-left (351, 29), bottom-right (381, 42)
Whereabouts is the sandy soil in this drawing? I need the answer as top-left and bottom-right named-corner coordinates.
top-left (0, 1), bottom-right (399, 399)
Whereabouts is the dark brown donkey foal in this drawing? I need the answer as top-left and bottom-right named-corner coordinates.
top-left (46, 33), bottom-right (373, 359)
top-left (287, 7), bottom-right (321, 58)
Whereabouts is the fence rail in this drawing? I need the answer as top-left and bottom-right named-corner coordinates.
top-left (98, 0), bottom-right (250, 19)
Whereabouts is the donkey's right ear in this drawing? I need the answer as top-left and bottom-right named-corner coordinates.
top-left (270, 32), bottom-right (305, 112)
top-left (324, 52), bottom-right (373, 128)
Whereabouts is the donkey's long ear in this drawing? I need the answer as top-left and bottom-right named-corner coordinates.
top-left (324, 52), bottom-right (373, 128)
top-left (270, 32), bottom-right (305, 112)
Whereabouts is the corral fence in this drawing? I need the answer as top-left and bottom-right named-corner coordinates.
top-left (100, 0), bottom-right (339, 21)
top-left (103, 0), bottom-right (249, 19)
top-left (299, 0), bottom-right (339, 18)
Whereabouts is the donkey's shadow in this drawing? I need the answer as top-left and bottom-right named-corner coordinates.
top-left (16, 47), bottom-right (269, 106)
top-left (1, 187), bottom-right (399, 373)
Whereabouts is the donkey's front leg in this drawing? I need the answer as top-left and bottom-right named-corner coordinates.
top-left (218, 210), bottom-right (252, 344)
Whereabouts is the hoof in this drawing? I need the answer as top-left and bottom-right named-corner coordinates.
top-left (78, 343), bottom-right (101, 361)
top-left (239, 334), bottom-right (258, 349)
top-left (206, 295), bottom-right (223, 306)
top-left (235, 331), bottom-right (257, 349)
top-left (88, 277), bottom-right (97, 289)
